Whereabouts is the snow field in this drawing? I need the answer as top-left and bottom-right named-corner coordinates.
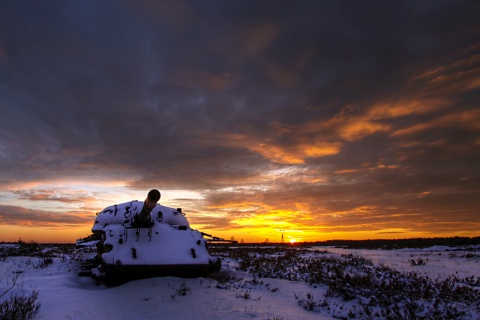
top-left (1, 243), bottom-right (479, 319)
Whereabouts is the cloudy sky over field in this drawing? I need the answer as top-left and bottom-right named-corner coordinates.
top-left (0, 0), bottom-right (479, 243)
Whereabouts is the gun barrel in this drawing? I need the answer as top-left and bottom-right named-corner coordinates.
top-left (134, 189), bottom-right (161, 227)
top-left (201, 232), bottom-right (238, 243)
top-left (145, 189), bottom-right (161, 207)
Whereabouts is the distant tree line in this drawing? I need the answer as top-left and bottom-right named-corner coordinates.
top-left (315, 236), bottom-right (480, 249)
top-left (210, 236), bottom-right (480, 249)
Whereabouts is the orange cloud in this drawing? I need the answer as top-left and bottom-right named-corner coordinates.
top-left (206, 97), bottom-right (449, 162)
top-left (249, 141), bottom-right (342, 164)
top-left (367, 98), bottom-right (450, 119)
top-left (304, 52), bottom-right (480, 144)
top-left (193, 128), bottom-right (342, 165)
top-left (338, 119), bottom-right (391, 141)
top-left (333, 96), bottom-right (454, 141)
top-left (392, 108), bottom-right (480, 136)
top-left (299, 107), bottom-right (390, 142)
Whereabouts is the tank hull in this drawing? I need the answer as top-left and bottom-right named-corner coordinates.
top-left (101, 261), bottom-right (221, 285)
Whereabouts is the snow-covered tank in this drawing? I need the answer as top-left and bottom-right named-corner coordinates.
top-left (76, 189), bottom-right (221, 284)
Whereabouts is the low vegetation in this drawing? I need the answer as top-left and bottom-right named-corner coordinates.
top-left (1, 238), bottom-right (479, 319)
top-left (0, 291), bottom-right (41, 320)
top-left (211, 245), bottom-right (480, 319)
top-left (0, 240), bottom-right (75, 320)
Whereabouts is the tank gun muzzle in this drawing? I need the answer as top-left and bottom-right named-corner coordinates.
top-left (132, 189), bottom-right (161, 227)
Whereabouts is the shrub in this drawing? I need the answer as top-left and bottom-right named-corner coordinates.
top-left (294, 292), bottom-right (318, 311)
top-left (410, 257), bottom-right (427, 266)
top-left (38, 256), bottom-right (53, 268)
top-left (0, 291), bottom-right (41, 320)
top-left (176, 281), bottom-right (191, 296)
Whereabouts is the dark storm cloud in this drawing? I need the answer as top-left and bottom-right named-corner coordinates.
top-left (0, 0), bottom-right (479, 237)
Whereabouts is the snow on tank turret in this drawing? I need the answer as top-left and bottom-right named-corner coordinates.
top-left (76, 189), bottom-right (223, 284)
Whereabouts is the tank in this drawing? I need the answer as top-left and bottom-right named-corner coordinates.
top-left (76, 189), bottom-right (222, 284)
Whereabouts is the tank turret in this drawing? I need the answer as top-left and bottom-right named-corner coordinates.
top-left (76, 189), bottom-right (222, 285)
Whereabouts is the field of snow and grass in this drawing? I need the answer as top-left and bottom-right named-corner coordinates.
top-left (1, 241), bottom-right (479, 319)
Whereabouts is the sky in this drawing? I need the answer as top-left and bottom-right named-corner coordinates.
top-left (0, 0), bottom-right (479, 243)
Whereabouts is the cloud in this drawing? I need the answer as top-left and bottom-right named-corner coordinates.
top-left (248, 141), bottom-right (342, 165)
top-left (413, 53), bottom-right (480, 94)
top-left (368, 98), bottom-right (450, 120)
top-left (392, 108), bottom-right (480, 137)
top-left (167, 70), bottom-right (238, 91)
top-left (13, 189), bottom-right (98, 204)
top-left (262, 49), bottom-right (314, 88)
top-left (0, 1), bottom-right (479, 241)
top-left (237, 22), bottom-right (280, 62)
top-left (0, 205), bottom-right (92, 228)
top-left (0, 44), bottom-right (8, 63)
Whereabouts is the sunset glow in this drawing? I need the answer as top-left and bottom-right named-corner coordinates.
top-left (0, 1), bottom-right (479, 243)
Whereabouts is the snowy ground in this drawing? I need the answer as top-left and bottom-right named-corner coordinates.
top-left (324, 246), bottom-right (480, 281)
top-left (1, 244), bottom-right (479, 319)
